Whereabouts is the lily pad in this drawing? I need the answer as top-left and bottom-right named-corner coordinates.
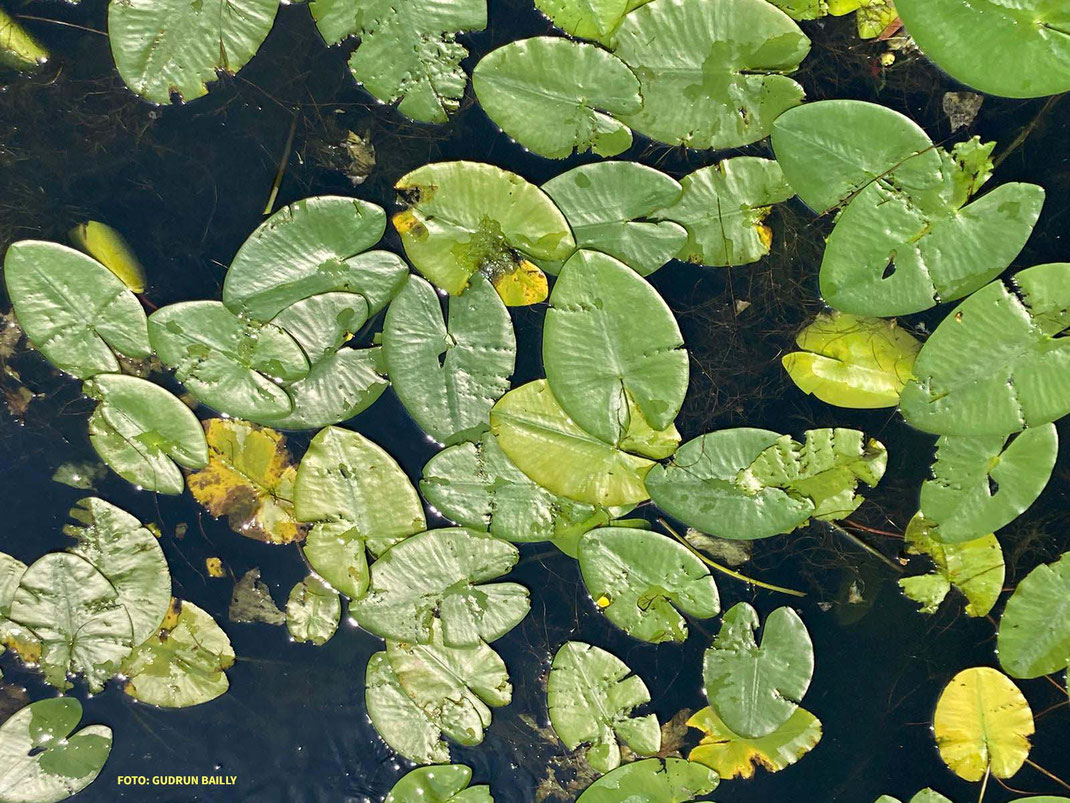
top-left (874, 792), bottom-right (953, 803)
top-left (188, 419), bottom-right (305, 545)
top-left (269, 292), bottom-right (369, 362)
top-left (532, 0), bottom-right (649, 45)
top-left (0, 698), bottom-right (111, 803)
top-left (782, 312), bottom-right (921, 409)
top-left (544, 250), bottom-right (687, 448)
top-left (69, 221), bottom-right (146, 294)
top-left (350, 527), bottom-right (529, 647)
top-left (540, 162), bottom-right (686, 277)
top-left (228, 568), bottom-right (285, 626)
top-left (932, 667), bottom-right (1034, 781)
top-left (703, 603), bottom-right (813, 739)
top-left (490, 380), bottom-right (656, 507)
top-left (84, 374), bottom-right (208, 495)
top-left (895, 0), bottom-right (1070, 98)
top-left (309, 0), bottom-right (487, 123)
top-left (0, 8), bottom-right (48, 71)
top-left (223, 196), bottom-right (407, 322)
top-left (653, 158), bottom-right (794, 267)
top-left (578, 528), bottom-right (719, 643)
top-left (576, 757), bottom-right (720, 803)
top-left (3, 241), bottom-right (150, 379)
top-left (148, 301), bottom-right (309, 420)
top-left (265, 347), bottom-right (389, 431)
top-left (920, 425), bottom-right (1058, 543)
top-left (997, 552), bottom-right (1070, 679)
top-left (687, 705), bottom-right (821, 779)
top-left (286, 577), bottom-right (341, 645)
top-left (899, 263), bottom-right (1070, 437)
top-left (366, 650), bottom-right (450, 764)
top-left (294, 427), bottom-right (426, 598)
top-left (473, 37), bottom-right (641, 159)
top-left (385, 765), bottom-right (492, 803)
top-left (548, 641), bottom-right (660, 774)
top-left (611, 0), bottom-right (810, 150)
top-left (383, 274), bottom-right (515, 445)
top-left (121, 599), bottom-right (235, 708)
top-left (393, 161), bottom-right (574, 300)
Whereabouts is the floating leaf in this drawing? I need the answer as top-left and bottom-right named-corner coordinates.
top-left (69, 222), bottom-right (146, 293)
top-left (108, 0), bottom-right (278, 103)
top-left (548, 641), bottom-right (660, 774)
top-left (932, 667), bottom-right (1034, 781)
top-left (0, 7), bottom-right (48, 71)
top-left (268, 347), bottom-right (388, 431)
top-left (187, 419), bottom-right (304, 545)
top-left (63, 497), bottom-right (171, 646)
top-left (223, 196), bottom-right (407, 322)
top-left (782, 311), bottom-right (921, 409)
top-left (228, 568), bottom-right (285, 626)
top-left (393, 162), bottom-right (574, 300)
top-left (578, 528), bottom-right (719, 643)
top-left (895, 0), bottom-right (1070, 98)
top-left (575, 757), bottom-right (719, 803)
top-left (920, 425), bottom-right (1058, 543)
top-left (385, 765), bottom-right (492, 803)
top-left (84, 374), bottom-right (208, 495)
top-left (611, 0), bottom-right (810, 150)
top-left (900, 264), bottom-right (1070, 437)
top-left (687, 705), bottom-right (821, 779)
top-left (540, 162), bottom-right (686, 277)
top-left (121, 599), bottom-right (234, 708)
top-left (350, 528), bottom-right (529, 648)
top-left (544, 250), bottom-right (687, 448)
top-left (3, 241), bottom-right (150, 379)
top-left (366, 651), bottom-right (449, 764)
top-left (899, 515), bottom-right (1004, 618)
top-left (653, 158), bottom-right (794, 267)
top-left (473, 37), bottom-right (641, 159)
top-left (0, 698), bottom-right (111, 803)
top-left (294, 427), bottom-right (426, 598)
top-left (998, 552), bottom-right (1070, 680)
top-left (310, 0), bottom-right (487, 123)
top-left (532, 0), bottom-right (646, 45)
top-left (8, 553), bottom-right (132, 691)
top-left (490, 380), bottom-right (656, 507)
top-left (383, 275), bottom-right (515, 445)
top-left (768, 0), bottom-right (897, 39)
top-left (149, 301), bottom-right (309, 420)
top-left (873, 791), bottom-right (953, 803)
top-left (286, 577), bottom-right (341, 645)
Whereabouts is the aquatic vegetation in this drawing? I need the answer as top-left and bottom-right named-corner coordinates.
top-left (385, 764), bottom-right (493, 803)
top-left (0, 7), bottom-right (48, 71)
top-left (285, 577), bottom-right (340, 646)
top-left (686, 704), bottom-right (821, 779)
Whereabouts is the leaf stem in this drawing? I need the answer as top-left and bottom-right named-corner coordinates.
top-left (978, 766), bottom-right (990, 803)
top-left (263, 113), bottom-right (299, 216)
top-left (824, 521), bottom-right (904, 574)
top-left (1025, 758), bottom-right (1070, 792)
top-left (993, 94), bottom-right (1063, 170)
top-left (659, 519), bottom-right (806, 598)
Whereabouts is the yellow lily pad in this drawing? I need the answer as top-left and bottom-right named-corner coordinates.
top-left (69, 221), bottom-right (147, 294)
top-left (687, 705), bottom-right (821, 779)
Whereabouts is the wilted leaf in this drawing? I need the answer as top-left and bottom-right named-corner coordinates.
top-left (286, 577), bottom-right (340, 645)
top-left (688, 705), bottom-right (821, 779)
top-left (228, 568), bottom-right (285, 626)
top-left (997, 551), bottom-right (1070, 679)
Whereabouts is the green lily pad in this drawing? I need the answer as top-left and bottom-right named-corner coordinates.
top-left (223, 196), bottom-right (407, 322)
top-left (350, 528), bottom-right (529, 647)
top-left (702, 603), bottom-right (813, 738)
top-left (544, 250), bottom-right (687, 447)
top-left (8, 553), bottom-right (132, 691)
top-left (84, 374), bottom-right (209, 495)
top-left (149, 300), bottom-right (309, 420)
top-left (576, 757), bottom-right (720, 803)
top-left (782, 311), bottom-right (921, 409)
top-left (286, 577), bottom-right (341, 645)
top-left (3, 241), bottom-right (150, 379)
top-left (532, 0), bottom-right (649, 45)
top-left (63, 497), bottom-right (171, 646)
top-left (265, 346), bottom-right (389, 431)
top-left (998, 551), bottom-right (1070, 679)
top-left (611, 0), bottom-right (810, 150)
top-left (393, 161), bottom-right (574, 299)
top-left (0, 698), bottom-right (111, 803)
top-left (121, 599), bottom-right (235, 708)
top-left (548, 641), bottom-right (660, 774)
top-left (653, 158), bottom-right (794, 267)
top-left (874, 792), bottom-right (953, 803)
top-left (385, 765), bottom-right (492, 803)
top-left (269, 292), bottom-right (369, 361)
top-left (383, 274), bottom-right (515, 445)
top-left (490, 380), bottom-right (656, 507)
top-left (108, 0), bottom-right (278, 103)
top-left (578, 528), bottom-right (719, 643)
top-left (294, 426), bottom-right (426, 598)
top-left (309, 0), bottom-right (487, 123)
top-left (900, 263), bottom-right (1070, 437)
top-left (473, 37), bottom-right (641, 159)
top-left (366, 650), bottom-right (450, 764)
top-left (688, 705), bottom-right (822, 779)
top-left (895, 0), bottom-right (1070, 98)
top-left (921, 424), bottom-right (1058, 543)
top-left (540, 162), bottom-right (686, 277)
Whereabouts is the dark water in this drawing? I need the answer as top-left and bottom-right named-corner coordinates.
top-left (1, 2), bottom-right (1069, 801)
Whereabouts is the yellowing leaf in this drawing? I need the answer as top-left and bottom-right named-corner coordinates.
top-left (205, 557), bottom-right (225, 578)
top-left (69, 222), bottom-right (147, 293)
top-left (187, 419), bottom-right (305, 544)
top-left (687, 705), bottom-right (821, 779)
top-left (489, 259), bottom-right (549, 306)
top-left (933, 667), bottom-right (1034, 781)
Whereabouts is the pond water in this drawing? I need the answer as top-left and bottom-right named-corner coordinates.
top-left (1, 1), bottom-right (1068, 801)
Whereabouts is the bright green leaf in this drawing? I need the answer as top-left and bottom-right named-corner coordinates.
top-left (998, 551), bottom-right (1070, 679)
top-left (576, 757), bottom-right (719, 803)
top-left (385, 765), bottom-right (492, 803)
